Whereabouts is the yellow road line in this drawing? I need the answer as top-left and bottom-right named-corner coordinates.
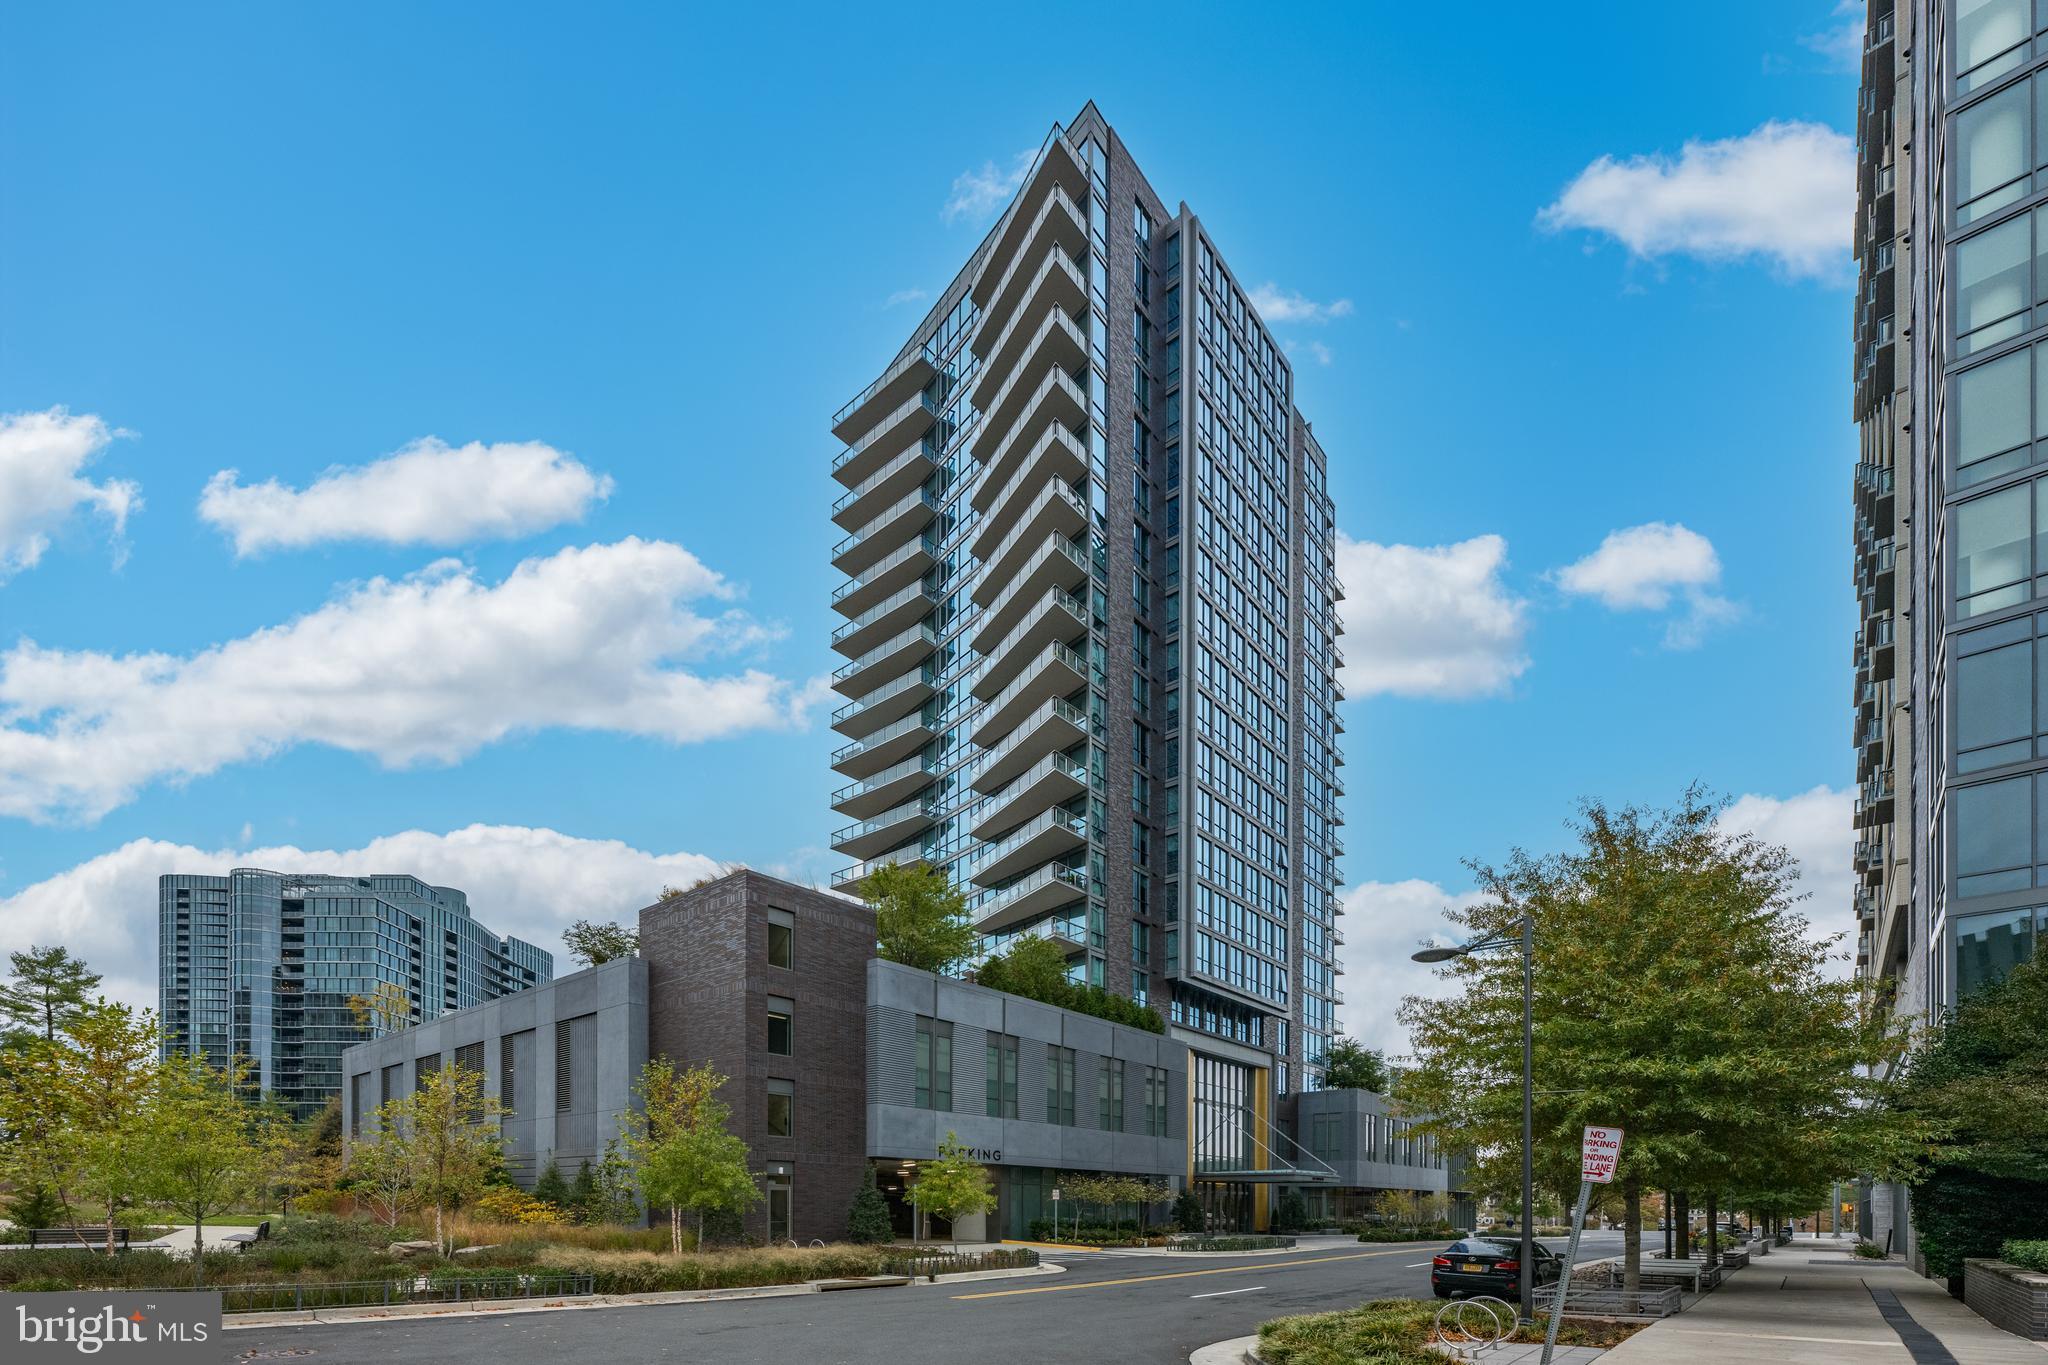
top-left (952, 1248), bottom-right (1413, 1299)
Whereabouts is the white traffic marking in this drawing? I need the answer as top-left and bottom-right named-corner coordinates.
top-left (1189, 1286), bottom-right (1266, 1299)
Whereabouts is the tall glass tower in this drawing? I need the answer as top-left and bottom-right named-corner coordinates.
top-left (1852, 0), bottom-right (2048, 1258)
top-left (159, 868), bottom-right (550, 1116)
top-left (828, 103), bottom-right (1345, 1228)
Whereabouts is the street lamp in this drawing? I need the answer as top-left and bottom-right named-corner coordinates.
top-left (1413, 913), bottom-right (1535, 1323)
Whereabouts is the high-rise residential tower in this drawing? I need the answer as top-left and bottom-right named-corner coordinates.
top-left (1851, 0), bottom-right (2048, 1258)
top-left (828, 103), bottom-right (1345, 1228)
top-left (159, 868), bottom-right (551, 1116)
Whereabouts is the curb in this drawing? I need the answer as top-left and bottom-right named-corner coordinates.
top-left (1188, 1336), bottom-right (1260, 1365)
top-left (221, 1262), bottom-right (1065, 1330)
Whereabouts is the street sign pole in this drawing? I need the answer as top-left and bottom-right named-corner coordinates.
top-left (1543, 1125), bottom-right (1623, 1365)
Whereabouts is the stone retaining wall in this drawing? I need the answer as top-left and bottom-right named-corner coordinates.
top-left (1964, 1259), bottom-right (2048, 1340)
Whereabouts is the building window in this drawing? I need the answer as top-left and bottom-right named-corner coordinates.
top-left (986, 1034), bottom-right (1019, 1118)
top-left (767, 996), bottom-right (794, 1056)
top-left (768, 908), bottom-right (794, 970)
top-left (1953, 773), bottom-right (2044, 896)
top-left (1958, 0), bottom-right (2035, 93)
top-left (1956, 906), bottom-right (2040, 998)
top-left (765, 1162), bottom-right (793, 1244)
top-left (1951, 343), bottom-right (2043, 488)
top-left (766, 1078), bottom-right (794, 1137)
top-left (417, 1053), bottom-right (441, 1093)
top-left (1954, 617), bottom-right (2037, 771)
top-left (1954, 75), bottom-right (2037, 226)
top-left (915, 1017), bottom-right (952, 1111)
top-left (1099, 1057), bottom-right (1124, 1131)
top-left (1046, 1046), bottom-right (1076, 1126)
top-left (1143, 1066), bottom-right (1170, 1136)
top-left (1953, 479), bottom-right (2039, 618)
top-left (1955, 211), bottom-right (2033, 356)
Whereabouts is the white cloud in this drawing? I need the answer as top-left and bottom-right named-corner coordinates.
top-left (1801, 2), bottom-right (1866, 73)
top-left (1334, 879), bottom-right (1491, 1062)
top-left (1718, 785), bottom-right (1856, 969)
top-left (1538, 120), bottom-right (1854, 280)
top-left (942, 149), bottom-right (1035, 225)
top-left (0, 827), bottom-right (732, 1016)
top-left (1298, 340), bottom-right (1334, 367)
top-left (199, 437), bottom-right (613, 556)
top-left (1338, 785), bottom-right (1857, 1057)
top-left (1336, 533), bottom-right (1531, 699)
top-left (0, 408), bottom-right (140, 582)
top-left (1554, 521), bottom-right (1739, 648)
top-left (883, 288), bottom-right (928, 310)
top-left (0, 537), bottom-right (828, 823)
top-left (1249, 284), bottom-right (1354, 325)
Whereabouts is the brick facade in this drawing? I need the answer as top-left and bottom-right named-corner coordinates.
top-left (639, 871), bottom-right (874, 1245)
top-left (1964, 1260), bottom-right (2048, 1340)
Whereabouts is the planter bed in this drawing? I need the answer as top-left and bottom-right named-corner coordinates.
top-left (1964, 1259), bottom-right (2048, 1340)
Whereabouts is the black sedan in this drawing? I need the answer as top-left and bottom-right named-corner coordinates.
top-left (1430, 1237), bottom-right (1562, 1299)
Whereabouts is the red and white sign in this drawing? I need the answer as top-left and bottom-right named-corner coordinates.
top-left (1581, 1125), bottom-right (1623, 1184)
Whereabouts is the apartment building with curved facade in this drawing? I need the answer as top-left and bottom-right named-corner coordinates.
top-left (828, 102), bottom-right (1346, 1228)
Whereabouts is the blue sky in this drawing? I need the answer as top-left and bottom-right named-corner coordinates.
top-left (0, 2), bottom-right (1866, 1051)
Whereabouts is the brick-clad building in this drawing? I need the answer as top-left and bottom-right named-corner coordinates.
top-left (639, 871), bottom-right (875, 1244)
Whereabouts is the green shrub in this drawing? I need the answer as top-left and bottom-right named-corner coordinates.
top-left (2002, 1239), bottom-right (2048, 1272)
top-left (1853, 1240), bottom-right (1889, 1260)
top-left (1274, 1192), bottom-right (1309, 1234)
top-left (1174, 1189), bottom-right (1205, 1233)
top-left (533, 1244), bottom-right (888, 1292)
top-left (4, 1183), bottom-right (64, 1231)
top-left (1257, 1298), bottom-right (1440, 1365)
top-left (1178, 1235), bottom-right (1294, 1251)
top-left (846, 1179), bottom-right (893, 1245)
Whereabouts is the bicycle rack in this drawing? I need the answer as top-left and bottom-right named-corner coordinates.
top-left (1434, 1295), bottom-right (1515, 1359)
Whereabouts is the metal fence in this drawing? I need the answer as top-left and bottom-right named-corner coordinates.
top-left (1562, 1283), bottom-right (1684, 1318)
top-left (131, 1274), bottom-right (598, 1315)
top-left (879, 1248), bottom-right (1039, 1281)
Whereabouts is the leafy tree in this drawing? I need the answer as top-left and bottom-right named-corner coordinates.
top-left (911, 1132), bottom-right (994, 1239)
top-left (346, 1102), bottom-right (423, 1229)
top-left (1894, 955), bottom-right (2048, 1279)
top-left (533, 1158), bottom-right (570, 1208)
top-left (847, 1175), bottom-right (894, 1244)
top-left (258, 1095), bottom-right (337, 1224)
top-left (863, 863), bottom-right (976, 974)
top-left (1274, 1190), bottom-right (1309, 1233)
top-left (143, 1051), bottom-right (266, 1285)
top-left (1173, 1187), bottom-right (1205, 1232)
top-left (3, 1181), bottom-right (62, 1230)
top-left (406, 1065), bottom-right (504, 1253)
top-left (564, 919), bottom-right (639, 967)
top-left (63, 1001), bottom-right (163, 1255)
top-left (0, 946), bottom-right (103, 1045)
top-left (1394, 790), bottom-right (1923, 1292)
top-left (579, 1138), bottom-right (640, 1225)
top-left (567, 1159), bottom-right (597, 1214)
top-left (976, 935), bottom-right (1074, 1000)
top-left (627, 1059), bottom-right (758, 1252)
top-left (346, 982), bottom-right (414, 1037)
top-left (1321, 1037), bottom-right (1390, 1093)
top-left (0, 1034), bottom-right (81, 1228)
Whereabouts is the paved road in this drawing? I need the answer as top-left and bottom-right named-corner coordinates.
top-left (220, 1232), bottom-right (1631, 1365)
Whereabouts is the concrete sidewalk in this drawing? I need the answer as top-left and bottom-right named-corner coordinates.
top-left (1602, 1238), bottom-right (2048, 1363)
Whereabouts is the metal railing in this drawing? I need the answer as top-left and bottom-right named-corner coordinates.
top-left (879, 1247), bottom-right (1039, 1281)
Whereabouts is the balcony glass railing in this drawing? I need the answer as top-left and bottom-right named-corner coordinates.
top-left (832, 624), bottom-right (940, 685)
top-left (831, 582), bottom-right (935, 646)
top-left (830, 708), bottom-right (936, 767)
top-left (831, 798), bottom-right (938, 848)
top-left (832, 489), bottom-right (941, 561)
top-left (832, 437), bottom-right (939, 517)
top-left (830, 667), bottom-right (938, 727)
top-left (832, 534), bottom-right (938, 607)
top-left (834, 341), bottom-right (937, 431)
top-left (831, 755), bottom-right (939, 807)
top-left (969, 808), bottom-right (1088, 877)
top-left (971, 696), bottom-right (1089, 777)
top-left (832, 392), bottom-right (938, 475)
top-left (974, 186), bottom-right (1086, 329)
top-left (979, 533), bottom-right (1088, 623)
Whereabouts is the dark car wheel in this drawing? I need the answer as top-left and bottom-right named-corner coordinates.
top-left (1433, 1287), bottom-right (1451, 1298)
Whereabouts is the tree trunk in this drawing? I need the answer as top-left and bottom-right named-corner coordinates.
top-left (1704, 1192), bottom-right (1718, 1267)
top-left (434, 1203), bottom-right (444, 1257)
top-left (670, 1205), bottom-right (681, 1256)
top-left (1621, 1182), bottom-right (1641, 1292)
top-left (1663, 1191), bottom-right (1673, 1260)
top-left (1674, 1192), bottom-right (1690, 1260)
top-left (193, 1216), bottom-right (205, 1287)
top-left (104, 1203), bottom-right (119, 1258)
top-left (697, 1208), bottom-right (706, 1252)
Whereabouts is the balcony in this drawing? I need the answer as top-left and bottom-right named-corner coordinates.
top-left (971, 640), bottom-right (1088, 745)
top-left (832, 623), bottom-right (938, 698)
top-left (970, 136), bottom-right (1088, 318)
top-left (832, 345), bottom-right (938, 445)
top-left (832, 535), bottom-right (937, 619)
top-left (971, 808), bottom-right (1090, 886)
top-left (972, 180), bottom-right (1089, 342)
top-left (831, 755), bottom-right (940, 821)
top-left (833, 391), bottom-right (939, 489)
top-left (972, 587), bottom-right (1088, 698)
top-left (972, 418), bottom-right (1088, 521)
top-left (831, 582), bottom-right (936, 657)
top-left (831, 666), bottom-right (938, 738)
top-left (830, 847), bottom-right (925, 893)
top-left (974, 535), bottom-right (1089, 648)
top-left (831, 488), bottom-right (940, 576)
top-left (832, 437), bottom-right (939, 531)
top-left (830, 709), bottom-right (936, 780)
top-left (972, 697), bottom-right (1090, 792)
top-left (972, 277), bottom-right (1089, 416)
top-left (975, 861), bottom-right (1089, 935)
top-left (971, 752), bottom-right (1089, 840)
top-left (1864, 614), bottom-right (1896, 683)
top-left (831, 798), bottom-right (938, 862)
top-left (974, 478), bottom-right (1090, 589)
top-left (971, 365), bottom-right (1088, 469)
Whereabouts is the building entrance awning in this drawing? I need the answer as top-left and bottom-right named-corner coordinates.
top-left (1195, 1168), bottom-right (1340, 1184)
